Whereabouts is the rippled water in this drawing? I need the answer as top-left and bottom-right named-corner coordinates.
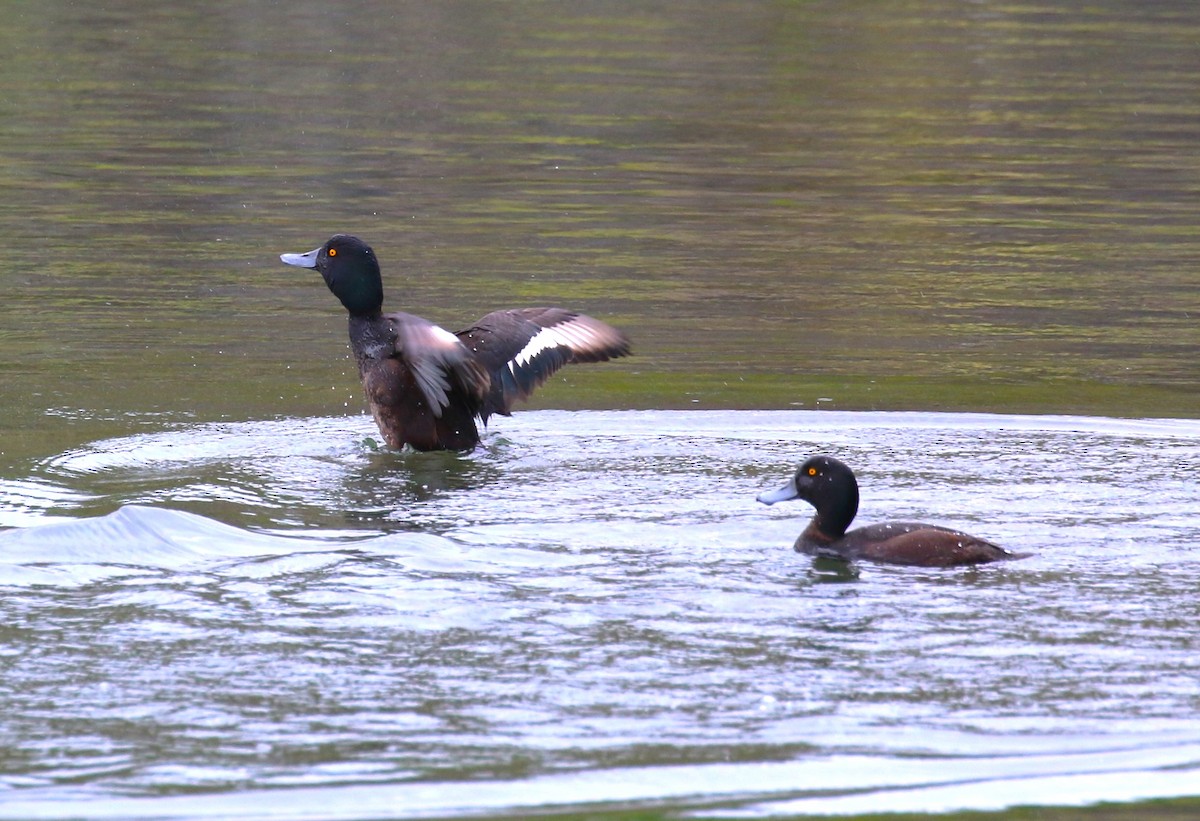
top-left (1, 410), bottom-right (1198, 818)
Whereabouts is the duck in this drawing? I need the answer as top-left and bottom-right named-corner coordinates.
top-left (280, 234), bottom-right (631, 452)
top-left (757, 455), bottom-right (1029, 567)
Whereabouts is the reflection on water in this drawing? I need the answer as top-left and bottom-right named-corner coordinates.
top-left (0, 0), bottom-right (1198, 473)
top-left (1, 410), bottom-right (1199, 818)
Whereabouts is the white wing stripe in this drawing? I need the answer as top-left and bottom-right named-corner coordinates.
top-left (514, 327), bottom-right (568, 367)
top-left (512, 320), bottom-right (608, 367)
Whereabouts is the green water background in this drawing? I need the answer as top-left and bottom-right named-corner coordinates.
top-left (1, 0), bottom-right (1197, 472)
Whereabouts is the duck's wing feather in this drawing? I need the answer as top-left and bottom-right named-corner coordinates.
top-left (387, 312), bottom-right (490, 418)
top-left (456, 308), bottom-right (631, 421)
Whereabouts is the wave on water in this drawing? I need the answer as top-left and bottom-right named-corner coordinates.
top-left (0, 503), bottom-right (596, 588)
top-left (0, 743), bottom-right (1199, 819)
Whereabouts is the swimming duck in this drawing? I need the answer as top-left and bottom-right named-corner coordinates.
top-left (280, 234), bottom-right (631, 452)
top-left (757, 455), bottom-right (1029, 567)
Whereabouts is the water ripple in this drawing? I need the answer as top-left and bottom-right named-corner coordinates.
top-left (0, 410), bottom-right (1198, 816)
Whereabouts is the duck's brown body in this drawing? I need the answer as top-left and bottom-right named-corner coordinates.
top-left (793, 519), bottom-right (1019, 567)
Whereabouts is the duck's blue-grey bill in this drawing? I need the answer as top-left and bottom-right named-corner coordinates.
top-left (756, 478), bottom-right (799, 505)
top-left (279, 247), bottom-right (321, 268)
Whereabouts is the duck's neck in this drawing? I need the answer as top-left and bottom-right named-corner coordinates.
top-left (338, 291), bottom-right (383, 316)
top-left (803, 515), bottom-right (836, 542)
top-left (806, 482), bottom-right (858, 541)
top-left (348, 314), bottom-right (394, 365)
top-left (327, 271), bottom-right (384, 316)
top-left (794, 509), bottom-right (852, 557)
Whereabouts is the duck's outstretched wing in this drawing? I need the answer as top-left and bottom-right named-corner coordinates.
top-left (386, 312), bottom-right (490, 418)
top-left (455, 308), bottom-right (631, 422)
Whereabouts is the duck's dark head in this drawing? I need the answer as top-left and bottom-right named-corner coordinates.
top-left (757, 454), bottom-right (860, 535)
top-left (281, 234), bottom-right (384, 316)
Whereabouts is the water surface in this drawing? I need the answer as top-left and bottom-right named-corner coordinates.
top-left (2, 410), bottom-right (1200, 818)
top-left (1, 0), bottom-right (1199, 817)
top-left (1, 0), bottom-right (1197, 473)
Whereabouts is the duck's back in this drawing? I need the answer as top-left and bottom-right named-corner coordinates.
top-left (833, 522), bottom-right (1021, 567)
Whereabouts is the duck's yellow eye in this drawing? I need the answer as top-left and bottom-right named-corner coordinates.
top-left (807, 467), bottom-right (818, 476)
top-left (328, 248), bottom-right (338, 257)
